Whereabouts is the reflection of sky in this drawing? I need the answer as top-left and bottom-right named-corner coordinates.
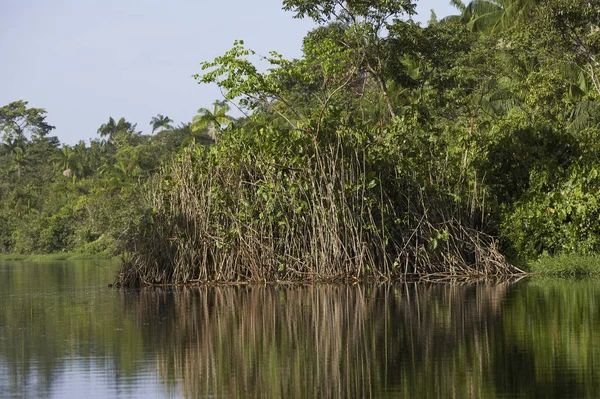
top-left (0, 0), bottom-right (457, 145)
top-left (0, 358), bottom-right (175, 399)
top-left (0, 262), bottom-right (135, 398)
top-left (49, 359), bottom-right (174, 399)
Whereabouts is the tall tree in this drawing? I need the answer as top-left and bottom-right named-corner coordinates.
top-left (282, 0), bottom-right (417, 119)
top-left (191, 101), bottom-right (232, 142)
top-left (449, 0), bottom-right (539, 34)
top-left (537, 0), bottom-right (600, 97)
top-left (53, 146), bottom-right (83, 181)
top-left (0, 100), bottom-right (55, 142)
top-left (3, 139), bottom-right (27, 178)
top-left (150, 114), bottom-right (174, 133)
top-left (97, 117), bottom-right (136, 140)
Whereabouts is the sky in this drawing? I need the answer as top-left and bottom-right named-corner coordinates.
top-left (0, 0), bottom-right (456, 145)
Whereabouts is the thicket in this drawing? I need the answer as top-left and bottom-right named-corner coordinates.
top-left (120, 118), bottom-right (520, 285)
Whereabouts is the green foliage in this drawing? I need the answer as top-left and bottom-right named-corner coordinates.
top-left (502, 165), bottom-right (600, 258)
top-left (97, 116), bottom-right (137, 142)
top-left (0, 100), bottom-right (55, 141)
top-left (191, 100), bottom-right (232, 141)
top-left (282, 0), bottom-right (416, 24)
top-left (5, 0), bottom-right (600, 277)
top-left (149, 114), bottom-right (174, 133)
top-left (111, 0), bottom-right (600, 284)
top-left (527, 254), bottom-right (600, 276)
top-left (0, 103), bottom-right (193, 256)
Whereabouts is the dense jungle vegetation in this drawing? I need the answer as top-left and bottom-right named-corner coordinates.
top-left (2, 0), bottom-right (600, 284)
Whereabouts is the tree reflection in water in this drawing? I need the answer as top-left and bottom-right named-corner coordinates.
top-left (2, 265), bottom-right (600, 399)
top-left (125, 283), bottom-right (512, 398)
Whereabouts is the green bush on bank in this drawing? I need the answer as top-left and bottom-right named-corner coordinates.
top-left (527, 254), bottom-right (600, 277)
top-left (501, 165), bottom-right (600, 259)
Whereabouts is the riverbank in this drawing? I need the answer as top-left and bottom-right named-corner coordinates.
top-left (115, 253), bottom-right (600, 286)
top-left (4, 251), bottom-right (599, 279)
top-left (0, 252), bottom-right (120, 262)
top-left (527, 254), bottom-right (600, 277)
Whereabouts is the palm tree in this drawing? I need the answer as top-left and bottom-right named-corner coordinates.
top-left (449, 0), bottom-right (538, 34)
top-left (99, 159), bottom-right (142, 191)
top-left (10, 146), bottom-right (26, 178)
top-left (97, 117), bottom-right (135, 140)
top-left (175, 122), bottom-right (214, 147)
top-left (191, 100), bottom-right (233, 142)
top-left (53, 146), bottom-right (83, 181)
top-left (2, 138), bottom-right (27, 178)
top-left (150, 114), bottom-right (174, 133)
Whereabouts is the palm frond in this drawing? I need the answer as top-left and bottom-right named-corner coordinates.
top-left (449, 0), bottom-right (467, 12)
top-left (568, 100), bottom-right (600, 133)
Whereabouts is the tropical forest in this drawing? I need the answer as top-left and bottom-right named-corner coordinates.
top-left (2, 0), bottom-right (600, 285)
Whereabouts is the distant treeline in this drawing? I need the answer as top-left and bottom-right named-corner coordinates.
top-left (4, 0), bottom-right (600, 284)
top-left (0, 102), bottom-right (215, 256)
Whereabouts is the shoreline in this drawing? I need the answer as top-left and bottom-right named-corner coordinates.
top-left (4, 252), bottom-right (600, 280)
top-left (0, 253), bottom-right (120, 262)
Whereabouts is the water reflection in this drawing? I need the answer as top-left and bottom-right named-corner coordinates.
top-left (120, 283), bottom-right (512, 398)
top-left (2, 262), bottom-right (600, 398)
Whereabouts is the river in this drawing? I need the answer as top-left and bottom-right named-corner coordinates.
top-left (0, 260), bottom-right (599, 398)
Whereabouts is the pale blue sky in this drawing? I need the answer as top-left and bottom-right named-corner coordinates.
top-left (0, 1), bottom-right (456, 145)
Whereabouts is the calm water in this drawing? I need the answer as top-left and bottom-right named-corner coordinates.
top-left (1, 261), bottom-right (600, 398)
